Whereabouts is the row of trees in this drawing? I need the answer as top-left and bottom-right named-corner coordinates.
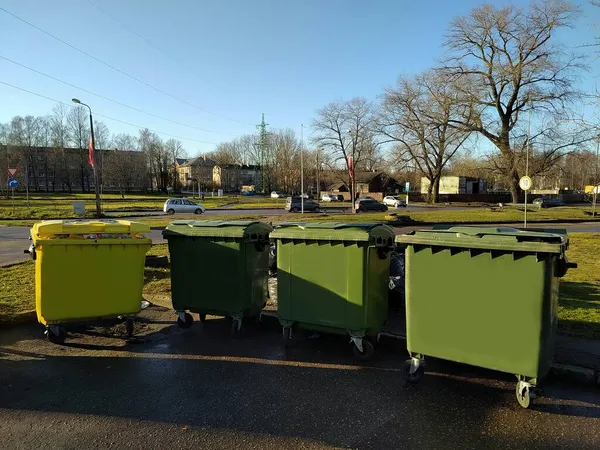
top-left (0, 105), bottom-right (188, 196)
top-left (309, 0), bottom-right (598, 203)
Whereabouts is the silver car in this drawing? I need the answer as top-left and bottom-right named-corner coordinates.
top-left (163, 198), bottom-right (206, 215)
top-left (383, 196), bottom-right (406, 208)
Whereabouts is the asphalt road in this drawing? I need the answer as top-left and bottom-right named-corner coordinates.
top-left (2, 219), bottom-right (600, 267)
top-left (1, 306), bottom-right (599, 449)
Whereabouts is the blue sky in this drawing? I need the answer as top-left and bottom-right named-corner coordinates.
top-left (0, 0), bottom-right (598, 155)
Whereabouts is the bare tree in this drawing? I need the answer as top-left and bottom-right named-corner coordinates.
top-left (270, 129), bottom-right (301, 194)
top-left (380, 71), bottom-right (473, 203)
top-left (165, 138), bottom-right (187, 190)
top-left (312, 97), bottom-right (378, 207)
top-left (441, 0), bottom-right (587, 202)
top-left (49, 105), bottom-right (73, 192)
top-left (113, 133), bottom-right (138, 152)
top-left (107, 133), bottom-right (145, 197)
top-left (207, 142), bottom-right (239, 165)
top-left (67, 106), bottom-right (91, 192)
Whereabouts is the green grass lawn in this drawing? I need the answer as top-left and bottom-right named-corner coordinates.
top-left (0, 193), bottom-right (238, 220)
top-left (557, 233), bottom-right (600, 339)
top-left (2, 234), bottom-right (599, 340)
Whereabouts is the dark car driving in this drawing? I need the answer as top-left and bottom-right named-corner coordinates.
top-left (532, 197), bottom-right (564, 208)
top-left (354, 198), bottom-right (388, 212)
top-left (285, 196), bottom-right (322, 213)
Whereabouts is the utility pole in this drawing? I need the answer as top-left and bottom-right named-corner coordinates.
top-left (316, 150), bottom-right (320, 202)
top-left (594, 134), bottom-right (599, 217)
top-left (256, 114), bottom-right (269, 194)
top-left (301, 124), bottom-right (304, 214)
top-left (348, 130), bottom-right (357, 214)
top-left (524, 107), bottom-right (531, 228)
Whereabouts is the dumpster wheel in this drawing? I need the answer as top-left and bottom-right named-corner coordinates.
top-left (352, 338), bottom-right (375, 361)
top-left (282, 327), bottom-right (293, 348)
top-left (231, 318), bottom-right (242, 336)
top-left (516, 380), bottom-right (534, 409)
top-left (176, 312), bottom-right (194, 329)
top-left (125, 318), bottom-right (135, 338)
top-left (45, 326), bottom-right (67, 345)
top-left (402, 359), bottom-right (424, 383)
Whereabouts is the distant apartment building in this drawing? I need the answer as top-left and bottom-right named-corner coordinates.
top-left (0, 144), bottom-right (146, 193)
top-left (212, 164), bottom-right (262, 192)
top-left (176, 155), bottom-right (216, 189)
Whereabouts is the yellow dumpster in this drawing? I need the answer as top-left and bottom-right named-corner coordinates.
top-left (29, 219), bottom-right (151, 343)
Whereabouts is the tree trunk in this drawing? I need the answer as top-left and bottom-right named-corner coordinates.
top-left (426, 179), bottom-right (434, 204)
top-left (431, 175), bottom-right (441, 204)
top-left (509, 169), bottom-right (520, 204)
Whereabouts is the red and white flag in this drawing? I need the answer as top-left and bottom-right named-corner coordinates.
top-left (347, 156), bottom-right (354, 180)
top-left (88, 137), bottom-right (95, 167)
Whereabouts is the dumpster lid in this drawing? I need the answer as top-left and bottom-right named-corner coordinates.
top-left (396, 225), bottom-right (566, 253)
top-left (163, 220), bottom-right (273, 239)
top-left (32, 219), bottom-right (150, 237)
top-left (270, 222), bottom-right (395, 242)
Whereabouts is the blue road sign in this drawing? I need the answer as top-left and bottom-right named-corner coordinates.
top-left (7, 177), bottom-right (19, 188)
top-left (405, 182), bottom-right (410, 192)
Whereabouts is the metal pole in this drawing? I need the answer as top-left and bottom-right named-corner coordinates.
top-left (594, 136), bottom-right (599, 216)
top-left (316, 151), bottom-right (320, 202)
top-left (25, 153), bottom-right (29, 207)
top-left (348, 130), bottom-right (356, 214)
top-left (300, 124), bottom-right (304, 214)
top-left (524, 108), bottom-right (531, 228)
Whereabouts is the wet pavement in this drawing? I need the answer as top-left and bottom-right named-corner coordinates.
top-left (1, 306), bottom-right (599, 449)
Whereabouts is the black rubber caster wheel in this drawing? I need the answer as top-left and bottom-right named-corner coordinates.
top-left (516, 381), bottom-right (533, 409)
top-left (199, 314), bottom-right (207, 323)
top-left (125, 318), bottom-right (134, 338)
top-left (352, 338), bottom-right (375, 361)
top-left (402, 360), bottom-right (424, 383)
top-left (176, 312), bottom-right (194, 329)
top-left (231, 319), bottom-right (242, 336)
top-left (46, 326), bottom-right (67, 344)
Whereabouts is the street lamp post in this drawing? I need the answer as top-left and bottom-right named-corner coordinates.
top-left (72, 98), bottom-right (102, 217)
top-left (594, 134), bottom-right (599, 217)
top-left (300, 124), bottom-right (304, 214)
top-left (347, 130), bottom-right (356, 214)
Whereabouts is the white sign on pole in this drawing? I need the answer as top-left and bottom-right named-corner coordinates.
top-left (519, 176), bottom-right (532, 191)
top-left (7, 167), bottom-right (18, 177)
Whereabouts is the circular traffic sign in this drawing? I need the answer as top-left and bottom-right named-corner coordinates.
top-left (519, 176), bottom-right (532, 191)
top-left (7, 177), bottom-right (19, 188)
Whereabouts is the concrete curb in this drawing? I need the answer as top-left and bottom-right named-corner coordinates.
top-left (550, 363), bottom-right (598, 386)
top-left (0, 310), bottom-right (36, 327)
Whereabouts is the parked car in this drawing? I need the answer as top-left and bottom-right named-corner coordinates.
top-left (271, 191), bottom-right (285, 198)
top-left (241, 190), bottom-right (255, 196)
top-left (354, 198), bottom-right (388, 212)
top-left (383, 196), bottom-right (406, 208)
top-left (163, 198), bottom-right (206, 215)
top-left (532, 198), bottom-right (564, 208)
top-left (285, 196), bottom-right (322, 213)
top-left (321, 193), bottom-right (338, 202)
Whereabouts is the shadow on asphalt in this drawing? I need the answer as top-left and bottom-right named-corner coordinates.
top-left (2, 346), bottom-right (600, 448)
top-left (2, 307), bottom-right (600, 450)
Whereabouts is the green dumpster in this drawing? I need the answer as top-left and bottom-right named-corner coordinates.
top-left (162, 220), bottom-right (273, 334)
top-left (270, 222), bottom-right (395, 360)
top-left (395, 226), bottom-right (577, 408)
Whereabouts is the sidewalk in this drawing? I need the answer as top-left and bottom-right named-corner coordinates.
top-left (554, 334), bottom-right (600, 382)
